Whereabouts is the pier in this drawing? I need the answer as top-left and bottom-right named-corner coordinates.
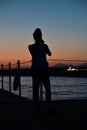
top-left (0, 89), bottom-right (87, 130)
top-left (0, 60), bottom-right (87, 129)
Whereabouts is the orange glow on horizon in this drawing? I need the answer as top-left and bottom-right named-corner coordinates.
top-left (0, 41), bottom-right (87, 66)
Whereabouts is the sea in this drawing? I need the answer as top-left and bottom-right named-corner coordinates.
top-left (0, 76), bottom-right (87, 100)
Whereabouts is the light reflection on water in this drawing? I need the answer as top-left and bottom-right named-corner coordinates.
top-left (0, 76), bottom-right (87, 100)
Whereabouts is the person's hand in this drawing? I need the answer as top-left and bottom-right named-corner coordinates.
top-left (41, 39), bottom-right (44, 44)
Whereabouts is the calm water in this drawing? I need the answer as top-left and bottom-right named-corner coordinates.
top-left (0, 76), bottom-right (87, 100)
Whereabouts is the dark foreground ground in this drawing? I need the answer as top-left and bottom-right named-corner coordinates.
top-left (0, 89), bottom-right (87, 130)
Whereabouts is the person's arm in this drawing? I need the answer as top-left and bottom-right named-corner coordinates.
top-left (28, 45), bottom-right (33, 56)
top-left (45, 44), bottom-right (52, 56)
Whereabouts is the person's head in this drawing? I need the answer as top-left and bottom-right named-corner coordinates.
top-left (33, 28), bottom-right (43, 43)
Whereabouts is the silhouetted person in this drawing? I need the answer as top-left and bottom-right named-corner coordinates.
top-left (28, 28), bottom-right (52, 104)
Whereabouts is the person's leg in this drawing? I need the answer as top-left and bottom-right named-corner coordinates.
top-left (32, 78), bottom-right (42, 112)
top-left (32, 78), bottom-right (39, 103)
top-left (44, 77), bottom-right (51, 103)
top-left (42, 68), bottom-right (51, 103)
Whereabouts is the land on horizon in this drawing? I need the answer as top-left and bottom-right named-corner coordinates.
top-left (0, 65), bottom-right (87, 77)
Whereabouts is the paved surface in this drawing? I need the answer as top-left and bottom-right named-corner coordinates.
top-left (0, 89), bottom-right (87, 130)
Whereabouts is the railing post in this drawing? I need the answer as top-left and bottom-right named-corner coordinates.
top-left (1, 64), bottom-right (3, 89)
top-left (9, 62), bottom-right (11, 92)
top-left (18, 60), bottom-right (21, 96)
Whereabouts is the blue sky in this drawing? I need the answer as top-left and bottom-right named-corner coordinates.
top-left (0, 0), bottom-right (87, 63)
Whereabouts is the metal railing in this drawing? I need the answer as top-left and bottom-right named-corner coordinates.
top-left (0, 59), bottom-right (87, 99)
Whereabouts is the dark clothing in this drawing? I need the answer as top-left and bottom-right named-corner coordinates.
top-left (31, 68), bottom-right (51, 103)
top-left (28, 43), bottom-right (51, 103)
top-left (29, 43), bottom-right (51, 69)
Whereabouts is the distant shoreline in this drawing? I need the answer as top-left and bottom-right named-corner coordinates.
top-left (0, 68), bottom-right (87, 77)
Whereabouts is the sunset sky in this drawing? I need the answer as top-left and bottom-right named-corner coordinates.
top-left (0, 0), bottom-right (87, 64)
